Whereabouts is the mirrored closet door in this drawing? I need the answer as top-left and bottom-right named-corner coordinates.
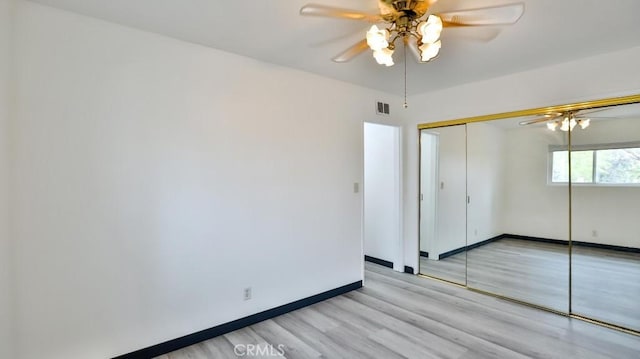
top-left (418, 95), bottom-right (640, 334)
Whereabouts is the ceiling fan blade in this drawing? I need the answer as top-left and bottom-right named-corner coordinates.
top-left (300, 4), bottom-right (381, 22)
top-left (332, 39), bottom-right (370, 63)
top-left (309, 27), bottom-right (367, 48)
top-left (438, 2), bottom-right (525, 27)
top-left (443, 27), bottom-right (502, 42)
top-left (519, 117), bottom-right (556, 126)
top-left (577, 108), bottom-right (610, 116)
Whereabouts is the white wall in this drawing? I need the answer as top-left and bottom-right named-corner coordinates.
top-left (403, 45), bottom-right (640, 271)
top-left (0, 0), bottom-right (14, 358)
top-left (363, 123), bottom-right (401, 269)
top-left (10, 2), bottom-right (400, 358)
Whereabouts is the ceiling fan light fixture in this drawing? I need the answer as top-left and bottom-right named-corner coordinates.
top-left (542, 113), bottom-right (591, 132)
top-left (579, 118), bottom-right (590, 129)
top-left (419, 40), bottom-right (441, 62)
top-left (366, 25), bottom-right (390, 51)
top-left (418, 15), bottom-right (443, 44)
top-left (373, 47), bottom-right (395, 66)
top-left (569, 118), bottom-right (577, 131)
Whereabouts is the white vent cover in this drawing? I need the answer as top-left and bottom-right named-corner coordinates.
top-left (376, 101), bottom-right (390, 115)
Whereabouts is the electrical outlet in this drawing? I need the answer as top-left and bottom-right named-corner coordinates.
top-left (592, 230), bottom-right (598, 237)
top-left (243, 287), bottom-right (252, 301)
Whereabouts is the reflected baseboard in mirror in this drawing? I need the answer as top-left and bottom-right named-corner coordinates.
top-left (417, 93), bottom-right (640, 336)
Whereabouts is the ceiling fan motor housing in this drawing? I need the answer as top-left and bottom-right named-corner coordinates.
top-left (393, 0), bottom-right (423, 19)
top-left (393, 0), bottom-right (416, 12)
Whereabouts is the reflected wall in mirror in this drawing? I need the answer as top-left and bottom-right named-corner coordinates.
top-left (419, 125), bottom-right (467, 285)
top-left (570, 103), bottom-right (640, 331)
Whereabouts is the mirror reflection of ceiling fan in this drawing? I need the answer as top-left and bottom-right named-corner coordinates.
top-left (300, 0), bottom-right (525, 65)
top-left (519, 109), bottom-right (621, 132)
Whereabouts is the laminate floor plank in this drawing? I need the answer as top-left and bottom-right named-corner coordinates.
top-left (159, 263), bottom-right (640, 359)
top-left (275, 311), bottom-right (353, 359)
top-left (250, 320), bottom-right (322, 359)
top-left (323, 295), bottom-right (468, 358)
top-left (201, 336), bottom-right (237, 358)
top-left (366, 262), bottom-right (640, 357)
top-left (223, 327), bottom-right (281, 359)
top-left (365, 270), bottom-right (571, 339)
top-left (363, 271), bottom-right (618, 359)
top-left (343, 289), bottom-right (532, 359)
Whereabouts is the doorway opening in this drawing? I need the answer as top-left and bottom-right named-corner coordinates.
top-left (363, 122), bottom-right (403, 272)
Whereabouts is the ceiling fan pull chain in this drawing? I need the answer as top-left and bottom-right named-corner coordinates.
top-left (404, 40), bottom-right (408, 108)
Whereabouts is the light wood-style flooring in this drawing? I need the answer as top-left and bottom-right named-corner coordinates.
top-left (420, 238), bottom-right (640, 330)
top-left (158, 262), bottom-right (640, 358)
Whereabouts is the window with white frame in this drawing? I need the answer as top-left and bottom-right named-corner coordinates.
top-left (549, 142), bottom-right (640, 185)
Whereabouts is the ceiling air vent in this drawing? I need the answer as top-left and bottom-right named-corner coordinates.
top-left (376, 101), bottom-right (390, 115)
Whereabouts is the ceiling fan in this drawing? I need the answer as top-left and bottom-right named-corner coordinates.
top-left (300, 0), bottom-right (525, 66)
top-left (519, 109), bottom-right (619, 132)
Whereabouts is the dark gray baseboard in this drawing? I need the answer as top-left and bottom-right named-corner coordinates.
top-left (113, 280), bottom-right (362, 359)
top-left (364, 255), bottom-right (393, 268)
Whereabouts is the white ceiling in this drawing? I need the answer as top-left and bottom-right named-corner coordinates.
top-left (28, 0), bottom-right (640, 96)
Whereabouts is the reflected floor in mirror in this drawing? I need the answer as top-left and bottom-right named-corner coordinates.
top-left (418, 252), bottom-right (466, 284)
top-left (420, 238), bottom-right (640, 330)
top-left (573, 245), bottom-right (640, 330)
top-left (467, 239), bottom-right (569, 313)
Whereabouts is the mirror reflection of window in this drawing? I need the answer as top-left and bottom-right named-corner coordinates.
top-left (551, 143), bottom-right (640, 185)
